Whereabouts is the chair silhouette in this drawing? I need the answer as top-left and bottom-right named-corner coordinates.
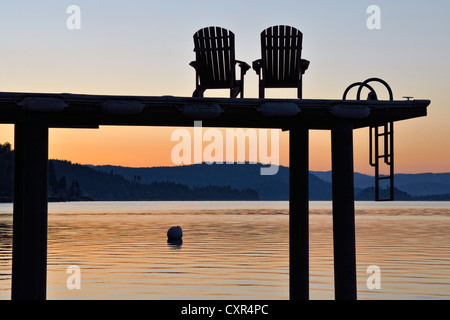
top-left (252, 25), bottom-right (310, 99)
top-left (190, 26), bottom-right (250, 98)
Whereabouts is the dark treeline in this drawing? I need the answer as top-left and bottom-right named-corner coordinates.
top-left (354, 186), bottom-right (450, 201)
top-left (51, 159), bottom-right (259, 201)
top-left (0, 143), bottom-right (14, 201)
top-left (1, 141), bottom-right (449, 202)
top-left (0, 142), bottom-right (259, 202)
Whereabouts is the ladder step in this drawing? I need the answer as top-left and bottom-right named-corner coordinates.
top-left (370, 121), bottom-right (395, 201)
top-left (376, 198), bottom-right (394, 202)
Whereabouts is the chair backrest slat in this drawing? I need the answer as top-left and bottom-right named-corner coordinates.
top-left (279, 25), bottom-right (286, 82)
top-left (289, 27), bottom-right (299, 83)
top-left (208, 27), bottom-right (220, 83)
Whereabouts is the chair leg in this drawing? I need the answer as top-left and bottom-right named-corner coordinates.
top-left (193, 88), bottom-right (205, 97)
top-left (230, 87), bottom-right (240, 98)
top-left (231, 80), bottom-right (243, 98)
top-left (259, 85), bottom-right (265, 99)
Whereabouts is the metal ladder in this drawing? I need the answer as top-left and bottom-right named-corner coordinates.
top-left (370, 122), bottom-right (394, 201)
top-left (343, 77), bottom-right (395, 201)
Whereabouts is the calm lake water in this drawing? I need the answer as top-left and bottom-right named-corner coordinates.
top-left (0, 201), bottom-right (449, 300)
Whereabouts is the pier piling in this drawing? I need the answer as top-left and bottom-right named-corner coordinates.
top-left (11, 120), bottom-right (49, 300)
top-left (331, 120), bottom-right (357, 300)
top-left (289, 126), bottom-right (309, 300)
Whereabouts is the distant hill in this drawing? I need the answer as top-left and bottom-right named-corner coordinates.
top-left (395, 173), bottom-right (450, 196)
top-left (92, 163), bottom-right (333, 200)
top-left (305, 171), bottom-right (450, 197)
top-left (0, 143), bottom-right (14, 201)
top-left (313, 171), bottom-right (374, 190)
top-left (91, 163), bottom-right (450, 201)
top-left (52, 160), bottom-right (259, 201)
top-left (1, 141), bottom-right (449, 201)
top-left (0, 142), bottom-right (259, 201)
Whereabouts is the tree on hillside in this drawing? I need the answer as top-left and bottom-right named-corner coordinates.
top-left (70, 179), bottom-right (81, 197)
top-left (0, 142), bottom-right (14, 197)
top-left (48, 160), bottom-right (58, 192)
top-left (57, 176), bottom-right (67, 190)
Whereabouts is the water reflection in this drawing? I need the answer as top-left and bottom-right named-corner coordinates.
top-left (0, 218), bottom-right (12, 298)
top-left (0, 201), bottom-right (448, 300)
top-left (167, 239), bottom-right (183, 248)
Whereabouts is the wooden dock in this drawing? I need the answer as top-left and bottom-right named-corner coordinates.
top-left (0, 91), bottom-right (430, 300)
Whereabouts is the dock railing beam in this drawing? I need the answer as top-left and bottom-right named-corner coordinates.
top-left (289, 126), bottom-right (309, 300)
top-left (11, 119), bottom-right (49, 300)
top-left (331, 120), bottom-right (357, 300)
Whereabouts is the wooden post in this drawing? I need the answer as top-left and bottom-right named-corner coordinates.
top-left (289, 126), bottom-right (309, 300)
top-left (331, 120), bottom-right (357, 300)
top-left (11, 120), bottom-right (49, 300)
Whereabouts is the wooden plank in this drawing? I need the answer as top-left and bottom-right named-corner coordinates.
top-left (284, 26), bottom-right (292, 82)
top-left (201, 27), bottom-right (212, 85)
top-left (198, 27), bottom-right (208, 84)
top-left (293, 28), bottom-right (301, 83)
top-left (0, 92), bottom-right (430, 129)
top-left (295, 28), bottom-right (303, 98)
top-left (216, 27), bottom-right (225, 83)
top-left (222, 28), bottom-right (230, 86)
top-left (0, 92), bottom-right (430, 110)
top-left (286, 27), bottom-right (295, 85)
top-left (194, 29), bottom-right (206, 86)
top-left (279, 25), bottom-right (286, 82)
top-left (265, 27), bottom-right (273, 84)
top-left (209, 27), bottom-right (220, 84)
top-left (194, 29), bottom-right (203, 81)
top-left (272, 26), bottom-right (279, 82)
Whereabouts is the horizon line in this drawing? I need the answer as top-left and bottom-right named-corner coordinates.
top-left (50, 159), bottom-right (450, 176)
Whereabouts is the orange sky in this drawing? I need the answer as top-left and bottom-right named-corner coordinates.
top-left (1, 117), bottom-right (446, 176)
top-left (0, 1), bottom-right (449, 175)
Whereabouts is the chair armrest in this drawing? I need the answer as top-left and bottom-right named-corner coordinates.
top-left (235, 60), bottom-right (251, 75)
top-left (189, 61), bottom-right (198, 70)
top-left (301, 59), bottom-right (310, 74)
top-left (252, 59), bottom-right (262, 76)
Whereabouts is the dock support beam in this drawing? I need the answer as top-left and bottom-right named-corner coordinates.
top-left (12, 120), bottom-right (49, 300)
top-left (331, 120), bottom-right (357, 300)
top-left (289, 126), bottom-right (309, 300)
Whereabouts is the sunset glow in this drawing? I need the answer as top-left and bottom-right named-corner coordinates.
top-left (0, 1), bottom-right (448, 174)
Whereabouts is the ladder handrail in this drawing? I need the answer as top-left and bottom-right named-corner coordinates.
top-left (343, 77), bottom-right (395, 201)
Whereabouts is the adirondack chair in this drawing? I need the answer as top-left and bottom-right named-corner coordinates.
top-left (190, 26), bottom-right (250, 98)
top-left (252, 25), bottom-right (310, 99)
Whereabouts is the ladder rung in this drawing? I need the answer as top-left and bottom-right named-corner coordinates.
top-left (370, 121), bottom-right (395, 201)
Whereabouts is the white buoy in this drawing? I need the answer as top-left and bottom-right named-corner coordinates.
top-left (167, 226), bottom-right (183, 240)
